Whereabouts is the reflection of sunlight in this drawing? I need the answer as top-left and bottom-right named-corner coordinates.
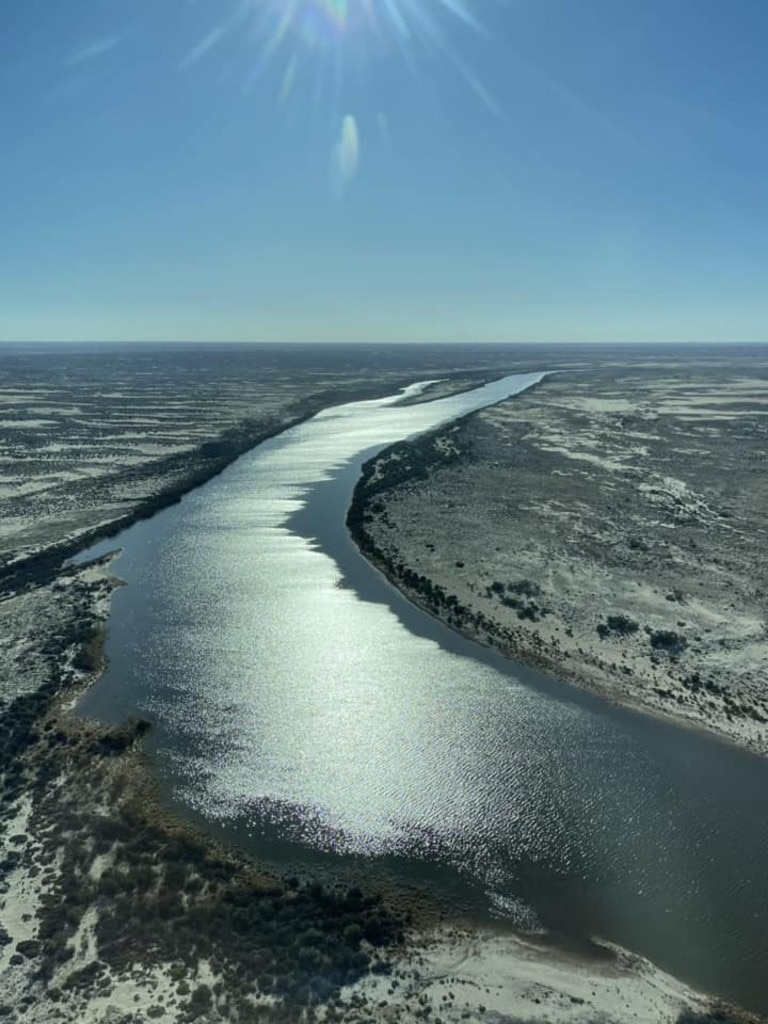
top-left (278, 53), bottom-right (298, 103)
top-left (179, 25), bottom-right (228, 70)
top-left (332, 114), bottom-right (360, 193)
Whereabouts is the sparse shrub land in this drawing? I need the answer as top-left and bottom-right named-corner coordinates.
top-left (348, 363), bottom-right (768, 755)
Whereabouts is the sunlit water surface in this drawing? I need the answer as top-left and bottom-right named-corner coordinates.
top-left (78, 375), bottom-right (768, 1013)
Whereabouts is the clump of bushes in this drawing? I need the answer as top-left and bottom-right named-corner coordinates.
top-left (486, 579), bottom-right (548, 622)
top-left (90, 718), bottom-right (151, 757)
top-left (649, 629), bottom-right (687, 659)
top-left (506, 579), bottom-right (542, 599)
top-left (597, 615), bottom-right (640, 640)
top-left (71, 629), bottom-right (104, 674)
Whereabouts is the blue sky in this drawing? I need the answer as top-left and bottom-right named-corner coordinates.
top-left (1, 0), bottom-right (766, 343)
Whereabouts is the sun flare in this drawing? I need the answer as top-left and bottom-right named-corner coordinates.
top-left (180, 0), bottom-right (489, 188)
top-left (233, 0), bottom-right (483, 59)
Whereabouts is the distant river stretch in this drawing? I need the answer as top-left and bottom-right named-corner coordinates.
top-left (78, 375), bottom-right (768, 1015)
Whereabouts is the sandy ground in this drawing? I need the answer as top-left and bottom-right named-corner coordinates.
top-left (336, 925), bottom-right (746, 1024)
top-left (351, 359), bottom-right (768, 755)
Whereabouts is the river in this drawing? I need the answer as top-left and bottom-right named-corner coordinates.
top-left (76, 373), bottom-right (768, 1014)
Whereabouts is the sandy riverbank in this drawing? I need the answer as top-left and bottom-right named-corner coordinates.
top-left (338, 925), bottom-right (760, 1024)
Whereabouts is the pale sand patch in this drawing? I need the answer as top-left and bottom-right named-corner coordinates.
top-left (0, 792), bottom-right (64, 1009)
top-left (658, 395), bottom-right (768, 408)
top-left (660, 409), bottom-right (768, 419)
top-left (557, 397), bottom-right (637, 413)
top-left (42, 955), bottom-right (275, 1024)
top-left (0, 481), bottom-right (60, 499)
top-left (2, 405), bottom-right (86, 415)
top-left (340, 927), bottom-right (720, 1024)
top-left (0, 796), bottom-right (38, 972)
top-left (532, 444), bottom-right (635, 473)
top-left (0, 419), bottom-right (59, 429)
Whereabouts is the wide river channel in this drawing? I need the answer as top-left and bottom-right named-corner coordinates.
top-left (78, 374), bottom-right (768, 1014)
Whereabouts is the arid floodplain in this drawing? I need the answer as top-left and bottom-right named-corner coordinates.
top-left (1, 343), bottom-right (766, 1024)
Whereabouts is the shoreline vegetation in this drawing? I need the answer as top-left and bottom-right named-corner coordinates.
top-left (1, 358), bottom-right (764, 1022)
top-left (347, 366), bottom-right (768, 759)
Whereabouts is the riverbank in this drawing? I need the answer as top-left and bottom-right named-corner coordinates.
top-left (339, 926), bottom-right (762, 1024)
top-left (348, 360), bottom-right (768, 756)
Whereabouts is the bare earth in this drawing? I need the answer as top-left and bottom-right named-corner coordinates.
top-left (341, 925), bottom-right (733, 1024)
top-left (351, 356), bottom-right (768, 755)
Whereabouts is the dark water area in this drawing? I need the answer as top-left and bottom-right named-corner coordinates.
top-left (76, 375), bottom-right (768, 1014)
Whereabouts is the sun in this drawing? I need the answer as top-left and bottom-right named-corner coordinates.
top-left (235, 0), bottom-right (483, 57)
top-left (180, 0), bottom-right (486, 92)
top-left (181, 0), bottom-right (490, 189)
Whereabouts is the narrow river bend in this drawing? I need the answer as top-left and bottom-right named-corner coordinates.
top-left (77, 375), bottom-right (768, 1014)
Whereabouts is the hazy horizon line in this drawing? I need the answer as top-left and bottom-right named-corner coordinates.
top-left (2, 339), bottom-right (766, 349)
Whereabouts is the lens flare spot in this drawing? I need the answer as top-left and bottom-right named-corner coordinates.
top-left (340, 114), bottom-right (360, 177)
top-left (333, 114), bottom-right (360, 192)
top-left (279, 55), bottom-right (298, 102)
